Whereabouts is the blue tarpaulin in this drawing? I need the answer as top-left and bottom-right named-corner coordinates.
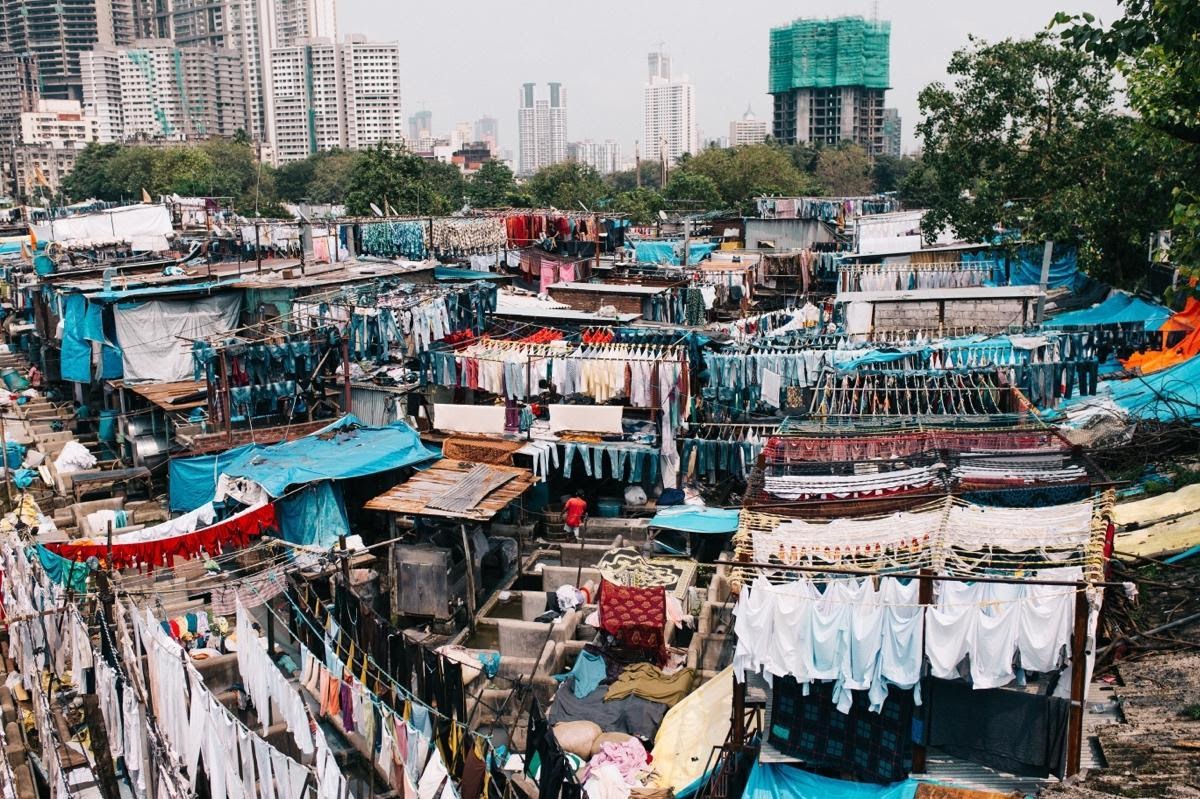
top-left (1044, 291), bottom-right (1171, 331)
top-left (434, 266), bottom-right (501, 281)
top-left (743, 761), bottom-right (917, 799)
top-left (1007, 244), bottom-right (1079, 290)
top-left (61, 293), bottom-right (92, 383)
top-left (167, 415), bottom-right (439, 511)
top-left (276, 481), bottom-right (349, 548)
top-left (1062, 355), bottom-right (1200, 424)
top-left (634, 240), bottom-right (719, 266)
top-left (650, 506), bottom-right (741, 534)
top-left (168, 443), bottom-right (259, 512)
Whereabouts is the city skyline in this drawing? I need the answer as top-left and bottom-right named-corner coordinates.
top-left (341, 0), bottom-right (1121, 156)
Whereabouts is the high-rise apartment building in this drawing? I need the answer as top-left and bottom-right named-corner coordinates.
top-left (340, 36), bottom-right (403, 150)
top-left (82, 40), bottom-right (247, 142)
top-left (270, 36), bottom-right (402, 163)
top-left (729, 105), bottom-right (768, 147)
top-left (517, 82), bottom-right (566, 175)
top-left (768, 16), bottom-right (890, 155)
top-left (474, 116), bottom-right (498, 152)
top-left (0, 0), bottom-right (135, 101)
top-left (881, 107), bottom-right (901, 157)
top-left (643, 50), bottom-right (697, 167)
top-left (126, 0), bottom-right (336, 144)
top-left (408, 110), bottom-right (432, 143)
top-left (450, 121), bottom-right (472, 152)
top-left (567, 139), bottom-right (621, 176)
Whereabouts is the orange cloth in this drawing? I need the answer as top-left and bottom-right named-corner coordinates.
top-left (1123, 297), bottom-right (1200, 374)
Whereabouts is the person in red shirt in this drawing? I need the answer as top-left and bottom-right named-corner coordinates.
top-left (563, 490), bottom-right (588, 540)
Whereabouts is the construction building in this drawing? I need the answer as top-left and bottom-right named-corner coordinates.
top-left (0, 0), bottom-right (135, 101)
top-left (127, 0), bottom-right (337, 146)
top-left (82, 40), bottom-right (247, 142)
top-left (881, 107), bottom-right (902, 157)
top-left (768, 16), bottom-right (890, 155)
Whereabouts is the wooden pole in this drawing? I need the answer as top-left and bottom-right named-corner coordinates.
top-left (460, 524), bottom-right (477, 634)
top-left (0, 410), bottom-right (13, 505)
top-left (1066, 587), bottom-right (1091, 776)
top-left (911, 568), bottom-right (934, 773)
top-left (1034, 239), bottom-right (1054, 323)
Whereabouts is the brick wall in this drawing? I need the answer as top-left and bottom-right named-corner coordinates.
top-left (546, 286), bottom-right (647, 315)
top-left (871, 298), bottom-right (1028, 331)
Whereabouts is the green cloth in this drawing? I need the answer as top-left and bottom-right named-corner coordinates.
top-left (604, 664), bottom-right (696, 707)
top-left (34, 545), bottom-right (92, 593)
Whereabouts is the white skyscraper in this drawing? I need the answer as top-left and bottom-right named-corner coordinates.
top-left (269, 36), bottom-right (402, 163)
top-left (517, 82), bottom-right (567, 175)
top-left (129, 0), bottom-right (337, 147)
top-left (82, 40), bottom-right (247, 142)
top-left (643, 49), bottom-right (697, 167)
top-left (567, 139), bottom-right (622, 176)
top-left (729, 105), bottom-right (768, 147)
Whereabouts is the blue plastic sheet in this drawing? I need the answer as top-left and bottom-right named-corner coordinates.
top-left (61, 293), bottom-right (92, 383)
top-left (1008, 244), bottom-right (1079, 289)
top-left (168, 415), bottom-right (439, 510)
top-left (634, 241), bottom-right (719, 266)
top-left (276, 481), bottom-right (349, 548)
top-left (742, 761), bottom-right (917, 799)
top-left (434, 266), bottom-right (498, 281)
top-left (1060, 354), bottom-right (1200, 424)
top-left (1044, 292), bottom-right (1171, 331)
top-left (650, 506), bottom-right (741, 534)
top-left (168, 443), bottom-right (260, 512)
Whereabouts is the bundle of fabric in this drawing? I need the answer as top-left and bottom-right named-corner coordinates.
top-left (604, 663), bottom-right (695, 708)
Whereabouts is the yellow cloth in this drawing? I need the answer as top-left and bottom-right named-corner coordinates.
top-left (604, 664), bottom-right (695, 707)
top-left (648, 666), bottom-right (733, 794)
top-left (1113, 484), bottom-right (1200, 528)
top-left (1116, 512), bottom-right (1200, 558)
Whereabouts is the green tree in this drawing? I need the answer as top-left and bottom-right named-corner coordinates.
top-left (1056, 2), bottom-right (1200, 269)
top-left (525, 161), bottom-right (606, 210)
top-left (275, 157), bottom-right (318, 202)
top-left (305, 151), bottom-right (361, 205)
top-left (344, 143), bottom-right (462, 216)
top-left (872, 154), bottom-right (921, 194)
top-left (814, 144), bottom-right (874, 196)
top-left (610, 188), bottom-right (665, 226)
top-left (675, 144), bottom-right (820, 214)
top-left (61, 143), bottom-right (122, 201)
top-left (662, 172), bottom-right (722, 210)
top-left (466, 159), bottom-right (521, 207)
top-left (913, 34), bottom-right (1186, 285)
top-left (606, 161), bottom-right (663, 193)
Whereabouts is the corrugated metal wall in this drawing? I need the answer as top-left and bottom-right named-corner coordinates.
top-left (350, 386), bottom-right (403, 427)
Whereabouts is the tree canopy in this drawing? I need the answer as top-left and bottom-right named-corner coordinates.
top-left (525, 161), bottom-right (606, 210)
top-left (343, 143), bottom-right (465, 216)
top-left (814, 145), bottom-right (874, 197)
top-left (60, 139), bottom-right (280, 214)
top-left (466, 160), bottom-right (530, 208)
top-left (671, 144), bottom-right (821, 214)
top-left (1056, 1), bottom-right (1200, 272)
top-left (913, 32), bottom-right (1191, 285)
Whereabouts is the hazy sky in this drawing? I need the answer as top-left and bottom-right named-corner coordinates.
top-left (340, 0), bottom-right (1121, 158)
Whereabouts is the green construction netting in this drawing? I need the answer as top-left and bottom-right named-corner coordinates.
top-left (769, 17), bottom-right (890, 93)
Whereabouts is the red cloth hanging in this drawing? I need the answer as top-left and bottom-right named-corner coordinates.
top-left (46, 503), bottom-right (278, 571)
top-left (598, 579), bottom-right (666, 659)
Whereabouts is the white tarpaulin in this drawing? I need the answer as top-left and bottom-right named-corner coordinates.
top-left (433, 404), bottom-right (506, 434)
top-left (32, 205), bottom-right (172, 251)
top-left (549, 404), bottom-right (623, 434)
top-left (113, 294), bottom-right (240, 382)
